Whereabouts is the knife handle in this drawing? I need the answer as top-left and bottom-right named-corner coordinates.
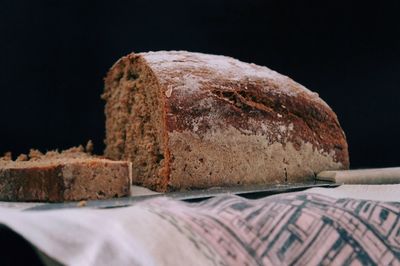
top-left (317, 167), bottom-right (400, 184)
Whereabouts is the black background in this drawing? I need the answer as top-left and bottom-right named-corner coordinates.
top-left (1, 1), bottom-right (399, 168)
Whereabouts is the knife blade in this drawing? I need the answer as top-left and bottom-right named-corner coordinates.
top-left (26, 181), bottom-right (337, 211)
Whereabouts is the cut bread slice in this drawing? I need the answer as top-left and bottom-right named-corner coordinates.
top-left (0, 144), bottom-right (131, 202)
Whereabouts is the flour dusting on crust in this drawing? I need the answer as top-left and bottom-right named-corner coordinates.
top-left (141, 50), bottom-right (325, 105)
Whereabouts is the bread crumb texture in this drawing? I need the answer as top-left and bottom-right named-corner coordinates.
top-left (0, 142), bottom-right (131, 202)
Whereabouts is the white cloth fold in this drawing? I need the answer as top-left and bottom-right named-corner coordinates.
top-left (0, 184), bottom-right (399, 266)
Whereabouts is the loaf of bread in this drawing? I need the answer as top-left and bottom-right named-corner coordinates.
top-left (0, 145), bottom-right (131, 202)
top-left (103, 51), bottom-right (349, 192)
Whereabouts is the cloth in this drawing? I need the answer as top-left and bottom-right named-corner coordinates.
top-left (0, 185), bottom-right (399, 265)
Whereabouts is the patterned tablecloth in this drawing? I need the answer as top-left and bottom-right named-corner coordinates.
top-left (0, 185), bottom-right (399, 265)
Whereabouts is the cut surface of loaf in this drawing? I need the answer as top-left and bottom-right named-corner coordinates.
top-left (0, 145), bottom-right (132, 202)
top-left (103, 51), bottom-right (349, 192)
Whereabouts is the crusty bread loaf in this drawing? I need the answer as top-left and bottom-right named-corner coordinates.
top-left (103, 51), bottom-right (349, 192)
top-left (0, 144), bottom-right (131, 202)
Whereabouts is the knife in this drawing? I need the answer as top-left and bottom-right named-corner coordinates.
top-left (317, 167), bottom-right (400, 184)
top-left (25, 167), bottom-right (400, 211)
top-left (26, 181), bottom-right (337, 211)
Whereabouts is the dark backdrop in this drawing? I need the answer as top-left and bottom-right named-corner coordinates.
top-left (1, 1), bottom-right (399, 168)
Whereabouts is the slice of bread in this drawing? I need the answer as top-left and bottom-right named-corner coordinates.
top-left (0, 144), bottom-right (131, 202)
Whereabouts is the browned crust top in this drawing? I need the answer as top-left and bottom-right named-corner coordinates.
top-left (137, 51), bottom-right (349, 166)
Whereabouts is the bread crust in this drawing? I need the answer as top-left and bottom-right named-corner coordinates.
top-left (105, 51), bottom-right (349, 191)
